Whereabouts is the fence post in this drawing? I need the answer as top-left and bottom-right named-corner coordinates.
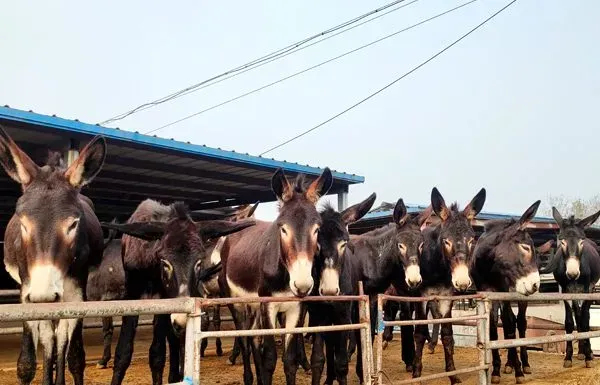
top-left (476, 299), bottom-right (489, 385)
top-left (183, 299), bottom-right (202, 385)
top-left (375, 294), bottom-right (384, 385)
top-left (358, 282), bottom-right (373, 384)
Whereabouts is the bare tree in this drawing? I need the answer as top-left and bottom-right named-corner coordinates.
top-left (544, 194), bottom-right (600, 218)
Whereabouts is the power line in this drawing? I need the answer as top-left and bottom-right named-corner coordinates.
top-left (259, 0), bottom-right (518, 156)
top-left (99, 0), bottom-right (414, 126)
top-left (145, 0), bottom-right (477, 135)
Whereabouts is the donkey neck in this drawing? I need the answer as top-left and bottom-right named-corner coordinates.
top-left (420, 226), bottom-right (452, 289)
top-left (353, 228), bottom-right (402, 293)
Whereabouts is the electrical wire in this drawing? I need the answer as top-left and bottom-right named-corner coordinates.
top-left (99, 0), bottom-right (414, 126)
top-left (145, 0), bottom-right (477, 135)
top-left (259, 0), bottom-right (518, 156)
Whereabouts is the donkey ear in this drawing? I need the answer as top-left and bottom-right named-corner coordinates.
top-left (101, 221), bottom-right (166, 241)
top-left (431, 187), bottom-right (450, 221)
top-left (0, 125), bottom-right (40, 186)
top-left (306, 168), bottom-right (333, 204)
top-left (416, 205), bottom-right (433, 227)
top-left (551, 207), bottom-right (563, 225)
top-left (392, 198), bottom-right (408, 227)
top-left (235, 201), bottom-right (260, 220)
top-left (463, 188), bottom-right (486, 221)
top-left (197, 218), bottom-right (255, 241)
top-left (536, 240), bottom-right (554, 254)
top-left (64, 135), bottom-right (107, 188)
top-left (271, 168), bottom-right (293, 202)
top-left (518, 200), bottom-right (541, 230)
top-left (341, 193), bottom-right (376, 225)
top-left (578, 209), bottom-right (600, 229)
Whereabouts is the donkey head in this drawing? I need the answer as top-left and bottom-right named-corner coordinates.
top-left (392, 200), bottom-right (433, 290)
top-left (552, 207), bottom-right (600, 280)
top-left (476, 201), bottom-right (545, 295)
top-left (0, 127), bottom-right (106, 303)
top-left (267, 167), bottom-right (333, 297)
top-left (102, 203), bottom-right (255, 332)
top-left (316, 193), bottom-right (376, 296)
top-left (431, 187), bottom-right (486, 292)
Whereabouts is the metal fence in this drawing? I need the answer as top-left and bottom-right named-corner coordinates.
top-left (0, 286), bottom-right (374, 385)
top-left (375, 291), bottom-right (600, 385)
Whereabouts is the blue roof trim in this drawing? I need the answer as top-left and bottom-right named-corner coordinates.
top-left (0, 106), bottom-right (365, 184)
top-left (361, 204), bottom-right (556, 223)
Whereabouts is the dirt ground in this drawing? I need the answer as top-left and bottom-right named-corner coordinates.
top-left (0, 326), bottom-right (599, 385)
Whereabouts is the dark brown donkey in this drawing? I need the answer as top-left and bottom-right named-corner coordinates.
top-left (472, 201), bottom-right (553, 384)
top-left (542, 207), bottom-right (600, 369)
top-left (101, 199), bottom-right (255, 385)
top-left (0, 127), bottom-right (106, 385)
top-left (347, 199), bottom-right (433, 381)
top-left (221, 167), bottom-right (332, 385)
top-left (412, 187), bottom-right (486, 385)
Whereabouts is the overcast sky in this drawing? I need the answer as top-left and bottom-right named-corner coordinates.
top-left (2, 1), bottom-right (599, 220)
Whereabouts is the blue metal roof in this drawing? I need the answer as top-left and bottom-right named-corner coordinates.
top-left (360, 205), bottom-right (556, 223)
top-left (0, 105), bottom-right (364, 224)
top-left (0, 106), bottom-right (364, 184)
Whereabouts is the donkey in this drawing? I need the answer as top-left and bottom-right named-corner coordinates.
top-left (0, 127), bottom-right (106, 385)
top-left (199, 202), bottom-right (259, 360)
top-left (309, 193), bottom-right (376, 385)
top-left (86, 222), bottom-right (125, 369)
top-left (542, 207), bottom-right (600, 369)
top-left (412, 187), bottom-right (486, 384)
top-left (347, 199), bottom-right (433, 380)
top-left (472, 200), bottom-right (552, 384)
top-left (101, 199), bottom-right (255, 385)
top-left (221, 167), bottom-right (332, 385)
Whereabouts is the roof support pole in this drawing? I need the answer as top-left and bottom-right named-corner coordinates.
top-left (337, 186), bottom-right (348, 211)
top-left (66, 138), bottom-right (79, 166)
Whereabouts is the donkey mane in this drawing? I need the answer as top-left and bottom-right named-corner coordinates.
top-left (562, 215), bottom-right (578, 227)
top-left (171, 201), bottom-right (191, 221)
top-left (44, 150), bottom-right (65, 169)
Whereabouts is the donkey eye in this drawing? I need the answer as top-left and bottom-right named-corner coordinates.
top-left (578, 239), bottom-right (584, 251)
top-left (398, 243), bottom-right (406, 251)
top-left (67, 219), bottom-right (80, 234)
top-left (443, 239), bottom-right (452, 248)
top-left (560, 240), bottom-right (567, 249)
top-left (20, 224), bottom-right (28, 235)
top-left (280, 227), bottom-right (288, 236)
top-left (338, 241), bottom-right (347, 254)
top-left (314, 227), bottom-right (320, 236)
top-left (519, 243), bottom-right (531, 253)
top-left (418, 242), bottom-right (424, 253)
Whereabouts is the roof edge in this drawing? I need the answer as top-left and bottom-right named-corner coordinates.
top-left (0, 106), bottom-right (365, 184)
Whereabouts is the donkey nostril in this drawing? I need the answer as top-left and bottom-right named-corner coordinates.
top-left (53, 293), bottom-right (60, 302)
top-left (319, 287), bottom-right (324, 296)
top-left (335, 288), bottom-right (340, 295)
top-left (24, 294), bottom-right (31, 303)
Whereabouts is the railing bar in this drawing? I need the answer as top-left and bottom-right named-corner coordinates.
top-left (392, 365), bottom-right (490, 385)
top-left (383, 315), bottom-right (486, 327)
top-left (482, 292), bottom-right (600, 301)
top-left (382, 294), bottom-right (483, 302)
top-left (196, 295), bottom-right (368, 306)
top-left (200, 323), bottom-right (365, 339)
top-left (488, 329), bottom-right (600, 350)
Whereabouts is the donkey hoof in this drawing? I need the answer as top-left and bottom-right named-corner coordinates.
top-left (491, 375), bottom-right (501, 384)
top-left (523, 366), bottom-right (532, 374)
top-left (563, 360), bottom-right (572, 368)
top-left (450, 376), bottom-right (462, 384)
top-left (405, 364), bottom-right (413, 372)
top-left (382, 341), bottom-right (388, 350)
top-left (516, 376), bottom-right (525, 384)
top-left (428, 346), bottom-right (436, 354)
top-left (577, 353), bottom-right (586, 360)
top-left (586, 360), bottom-right (594, 368)
top-left (96, 362), bottom-right (108, 369)
top-left (504, 365), bottom-right (514, 374)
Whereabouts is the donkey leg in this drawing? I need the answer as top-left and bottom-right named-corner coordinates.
top-left (149, 315), bottom-right (168, 385)
top-left (439, 302), bottom-right (461, 384)
top-left (579, 300), bottom-right (594, 367)
top-left (489, 303), bottom-right (502, 384)
top-left (310, 332), bottom-right (325, 385)
top-left (200, 307), bottom-right (211, 358)
top-left (324, 333), bottom-right (336, 385)
top-left (110, 315), bottom-right (139, 385)
top-left (333, 330), bottom-right (350, 385)
top-left (18, 322), bottom-right (45, 385)
top-left (66, 320), bottom-right (85, 385)
top-left (564, 301), bottom-right (575, 368)
top-left (229, 304), bottom-right (254, 385)
top-left (516, 302), bottom-right (531, 374)
top-left (412, 303), bottom-right (428, 380)
top-left (429, 323), bottom-right (440, 354)
top-left (354, 329), bottom-right (364, 384)
top-left (347, 330), bottom-right (357, 361)
top-left (229, 338), bottom-right (242, 365)
top-left (214, 305), bottom-right (223, 356)
top-left (399, 302), bottom-right (415, 371)
top-left (166, 324), bottom-right (182, 383)
top-left (501, 303), bottom-right (524, 383)
top-left (97, 317), bottom-right (114, 369)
